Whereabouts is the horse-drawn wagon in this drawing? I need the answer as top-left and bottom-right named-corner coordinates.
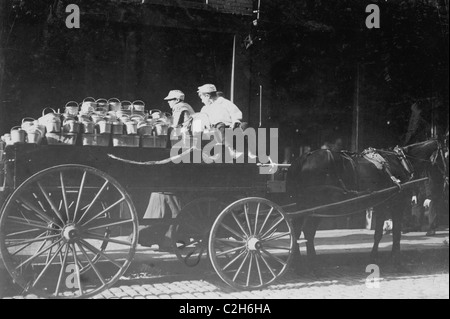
top-left (0, 139), bottom-right (445, 299)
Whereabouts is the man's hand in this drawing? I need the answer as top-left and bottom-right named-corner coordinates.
top-left (232, 122), bottom-right (241, 129)
top-left (423, 199), bottom-right (432, 208)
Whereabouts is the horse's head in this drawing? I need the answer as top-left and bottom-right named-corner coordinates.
top-left (402, 139), bottom-right (439, 173)
top-left (403, 139), bottom-right (448, 193)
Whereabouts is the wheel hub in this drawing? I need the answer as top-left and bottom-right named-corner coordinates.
top-left (62, 224), bottom-right (79, 241)
top-left (247, 237), bottom-right (261, 251)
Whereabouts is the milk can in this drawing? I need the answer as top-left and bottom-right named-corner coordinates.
top-left (111, 120), bottom-right (124, 135)
top-left (10, 127), bottom-right (26, 144)
top-left (150, 109), bottom-right (162, 120)
top-left (65, 101), bottom-right (80, 117)
top-left (81, 118), bottom-right (95, 134)
top-left (39, 108), bottom-right (61, 133)
top-left (108, 98), bottom-right (122, 112)
top-left (137, 119), bottom-right (154, 136)
top-left (80, 97), bottom-right (97, 114)
top-left (26, 127), bottom-right (43, 144)
top-left (124, 120), bottom-right (138, 135)
top-left (96, 98), bottom-right (109, 112)
top-left (63, 117), bottom-right (80, 134)
top-left (154, 120), bottom-right (169, 136)
top-left (96, 119), bottom-right (112, 134)
top-left (132, 100), bottom-right (145, 113)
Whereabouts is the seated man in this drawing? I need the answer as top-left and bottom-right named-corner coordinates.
top-left (197, 84), bottom-right (243, 135)
top-left (197, 84), bottom-right (245, 158)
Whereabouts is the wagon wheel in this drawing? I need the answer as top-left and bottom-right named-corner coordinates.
top-left (172, 197), bottom-right (228, 267)
top-left (0, 165), bottom-right (139, 299)
top-left (208, 197), bottom-right (295, 290)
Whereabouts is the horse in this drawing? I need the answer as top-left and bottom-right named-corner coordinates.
top-left (286, 139), bottom-right (447, 274)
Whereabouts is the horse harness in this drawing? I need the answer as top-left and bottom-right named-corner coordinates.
top-left (324, 147), bottom-right (415, 194)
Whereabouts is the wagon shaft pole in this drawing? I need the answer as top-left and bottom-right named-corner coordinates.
top-left (288, 177), bottom-right (429, 218)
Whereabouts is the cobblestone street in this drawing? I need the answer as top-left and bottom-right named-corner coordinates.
top-left (2, 229), bottom-right (448, 299)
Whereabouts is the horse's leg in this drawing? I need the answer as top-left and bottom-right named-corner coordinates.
top-left (371, 207), bottom-right (386, 263)
top-left (303, 217), bottom-right (321, 274)
top-left (290, 216), bottom-right (305, 275)
top-left (391, 196), bottom-right (411, 272)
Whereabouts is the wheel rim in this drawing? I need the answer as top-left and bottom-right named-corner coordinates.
top-left (0, 165), bottom-right (138, 299)
top-left (173, 197), bottom-right (227, 267)
top-left (208, 197), bottom-right (294, 290)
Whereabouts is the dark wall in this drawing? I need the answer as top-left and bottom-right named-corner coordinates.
top-left (0, 2), bottom-right (252, 134)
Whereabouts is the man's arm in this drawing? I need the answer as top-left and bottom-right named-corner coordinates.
top-left (225, 101), bottom-right (243, 125)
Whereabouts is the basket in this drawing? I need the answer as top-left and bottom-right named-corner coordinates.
top-left (112, 135), bottom-right (140, 148)
top-left (46, 133), bottom-right (77, 145)
top-left (82, 133), bottom-right (111, 147)
top-left (141, 136), bottom-right (168, 148)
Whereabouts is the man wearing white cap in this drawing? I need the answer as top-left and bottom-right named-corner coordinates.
top-left (197, 84), bottom-right (243, 129)
top-left (164, 90), bottom-right (195, 128)
top-left (137, 90), bottom-right (194, 251)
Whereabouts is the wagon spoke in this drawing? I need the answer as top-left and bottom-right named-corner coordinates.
top-left (32, 241), bottom-right (65, 288)
top-left (231, 212), bottom-right (249, 238)
top-left (260, 247), bottom-right (286, 267)
top-left (6, 228), bottom-right (44, 238)
top-left (81, 197), bottom-right (126, 227)
top-left (6, 234), bottom-right (60, 248)
top-left (258, 253), bottom-right (276, 279)
top-left (15, 238), bottom-right (64, 270)
top-left (60, 172), bottom-right (70, 223)
top-left (254, 254), bottom-right (264, 286)
top-left (70, 243), bottom-right (84, 296)
top-left (260, 217), bottom-right (285, 239)
top-left (261, 244), bottom-right (291, 251)
top-left (78, 239), bottom-right (123, 269)
top-left (215, 244), bottom-right (246, 257)
top-left (254, 203), bottom-right (261, 236)
top-left (37, 182), bottom-right (66, 225)
top-left (77, 242), bottom-right (106, 286)
top-left (10, 232), bottom-right (47, 256)
top-left (232, 252), bottom-right (250, 282)
top-left (222, 249), bottom-right (247, 271)
top-left (7, 216), bottom-right (55, 231)
top-left (246, 253), bottom-right (254, 287)
top-left (218, 222), bottom-right (245, 241)
top-left (215, 238), bottom-right (245, 245)
top-left (257, 207), bottom-right (274, 236)
top-left (16, 197), bottom-right (56, 225)
top-left (261, 231), bottom-right (291, 243)
top-left (77, 180), bottom-right (109, 224)
top-left (55, 243), bottom-right (70, 296)
top-left (73, 171), bottom-right (87, 222)
top-left (243, 204), bottom-right (252, 236)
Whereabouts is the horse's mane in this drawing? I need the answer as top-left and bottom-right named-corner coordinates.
top-left (402, 139), bottom-right (439, 159)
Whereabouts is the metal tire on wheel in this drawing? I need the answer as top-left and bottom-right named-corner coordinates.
top-left (208, 197), bottom-right (294, 290)
top-left (0, 165), bottom-right (139, 299)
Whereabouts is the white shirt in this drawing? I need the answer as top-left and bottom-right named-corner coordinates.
top-left (200, 97), bottom-right (242, 127)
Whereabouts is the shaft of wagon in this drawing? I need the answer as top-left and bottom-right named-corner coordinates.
top-left (288, 177), bottom-right (429, 218)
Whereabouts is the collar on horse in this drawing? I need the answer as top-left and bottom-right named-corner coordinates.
top-left (393, 146), bottom-right (415, 180)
